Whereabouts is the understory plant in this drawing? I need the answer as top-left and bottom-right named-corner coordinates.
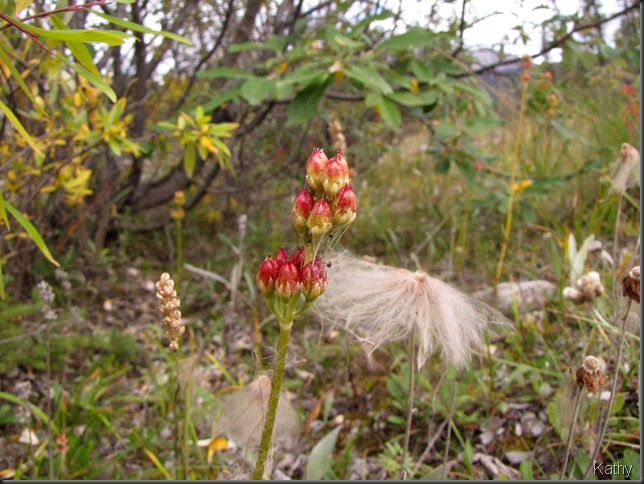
top-left (251, 148), bottom-right (357, 479)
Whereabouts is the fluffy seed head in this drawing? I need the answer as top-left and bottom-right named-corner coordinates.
top-left (314, 252), bottom-right (509, 368)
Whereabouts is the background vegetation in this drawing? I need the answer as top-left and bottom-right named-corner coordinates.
top-left (0, 0), bottom-right (640, 480)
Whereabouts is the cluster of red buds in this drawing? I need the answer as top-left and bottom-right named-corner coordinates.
top-left (257, 246), bottom-right (328, 303)
top-left (256, 148), bottom-right (356, 321)
top-left (292, 149), bottom-right (357, 254)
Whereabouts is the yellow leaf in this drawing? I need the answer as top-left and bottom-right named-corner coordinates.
top-left (206, 437), bottom-right (229, 463)
top-left (411, 77), bottom-right (419, 95)
top-left (511, 179), bottom-right (533, 193)
top-left (16, 1), bottom-right (34, 15)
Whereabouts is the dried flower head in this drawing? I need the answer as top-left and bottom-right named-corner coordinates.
top-left (37, 281), bottom-right (55, 305)
top-left (563, 271), bottom-right (604, 304)
top-left (610, 143), bottom-right (640, 195)
top-left (314, 252), bottom-right (509, 368)
top-left (621, 265), bottom-right (640, 304)
top-left (575, 355), bottom-right (607, 394)
top-left (156, 272), bottom-right (185, 351)
top-left (328, 113), bottom-right (347, 152)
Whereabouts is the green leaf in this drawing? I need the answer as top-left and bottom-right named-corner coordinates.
top-left (0, 256), bottom-right (4, 299)
top-left (3, 201), bottom-right (59, 268)
top-left (410, 59), bottom-right (433, 82)
top-left (372, 94), bottom-right (401, 131)
top-left (183, 143), bottom-right (196, 178)
top-left (433, 122), bottom-right (457, 141)
top-left (240, 77), bottom-right (274, 105)
top-left (279, 66), bottom-right (326, 87)
top-left (57, 54), bottom-right (117, 102)
top-left (50, 15), bottom-right (100, 76)
top-left (325, 26), bottom-right (364, 51)
top-left (0, 43), bottom-right (44, 115)
top-left (90, 11), bottom-right (192, 45)
top-left (0, 99), bottom-right (43, 155)
top-left (352, 9), bottom-right (395, 33)
top-left (286, 74), bottom-right (333, 127)
top-left (379, 26), bottom-right (436, 51)
top-left (201, 88), bottom-right (241, 111)
top-left (465, 115), bottom-right (504, 132)
top-left (386, 89), bottom-right (439, 107)
top-left (198, 67), bottom-right (254, 79)
top-left (344, 64), bottom-right (392, 94)
top-left (306, 425), bottom-right (342, 480)
top-left (519, 460), bottom-right (534, 480)
top-left (0, 392), bottom-right (57, 432)
top-left (228, 41), bottom-right (264, 53)
top-left (12, 17), bottom-right (129, 45)
top-left (0, 191), bottom-right (9, 230)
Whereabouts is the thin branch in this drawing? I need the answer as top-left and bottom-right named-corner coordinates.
top-left (450, 0), bottom-right (468, 58)
top-left (453, 1), bottom-right (640, 78)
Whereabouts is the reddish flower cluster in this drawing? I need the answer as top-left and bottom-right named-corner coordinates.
top-left (291, 149), bottom-right (357, 247)
top-left (257, 148), bottom-right (356, 312)
top-left (257, 246), bottom-right (328, 302)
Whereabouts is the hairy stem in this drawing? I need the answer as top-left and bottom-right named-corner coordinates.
top-left (399, 324), bottom-right (416, 479)
top-left (251, 322), bottom-right (293, 480)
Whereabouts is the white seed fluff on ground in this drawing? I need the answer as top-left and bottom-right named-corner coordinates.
top-left (314, 252), bottom-right (510, 369)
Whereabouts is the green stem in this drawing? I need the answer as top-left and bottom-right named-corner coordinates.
top-left (173, 352), bottom-right (188, 479)
top-left (493, 76), bottom-right (529, 305)
top-left (560, 387), bottom-right (582, 479)
top-left (251, 322), bottom-right (293, 480)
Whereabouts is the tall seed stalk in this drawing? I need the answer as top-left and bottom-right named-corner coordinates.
top-left (252, 148), bottom-right (357, 479)
top-left (493, 55), bottom-right (531, 304)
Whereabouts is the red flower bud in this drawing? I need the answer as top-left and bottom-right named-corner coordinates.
top-left (257, 256), bottom-right (280, 297)
top-left (307, 198), bottom-right (332, 240)
top-left (301, 258), bottom-right (328, 301)
top-left (275, 261), bottom-right (300, 299)
top-left (331, 184), bottom-right (357, 226)
top-left (305, 148), bottom-right (328, 194)
top-left (323, 151), bottom-right (350, 198)
top-left (291, 188), bottom-right (314, 237)
top-left (291, 246), bottom-right (306, 271)
top-left (274, 246), bottom-right (290, 266)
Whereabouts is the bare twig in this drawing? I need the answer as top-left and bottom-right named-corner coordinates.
top-left (454, 1), bottom-right (640, 78)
